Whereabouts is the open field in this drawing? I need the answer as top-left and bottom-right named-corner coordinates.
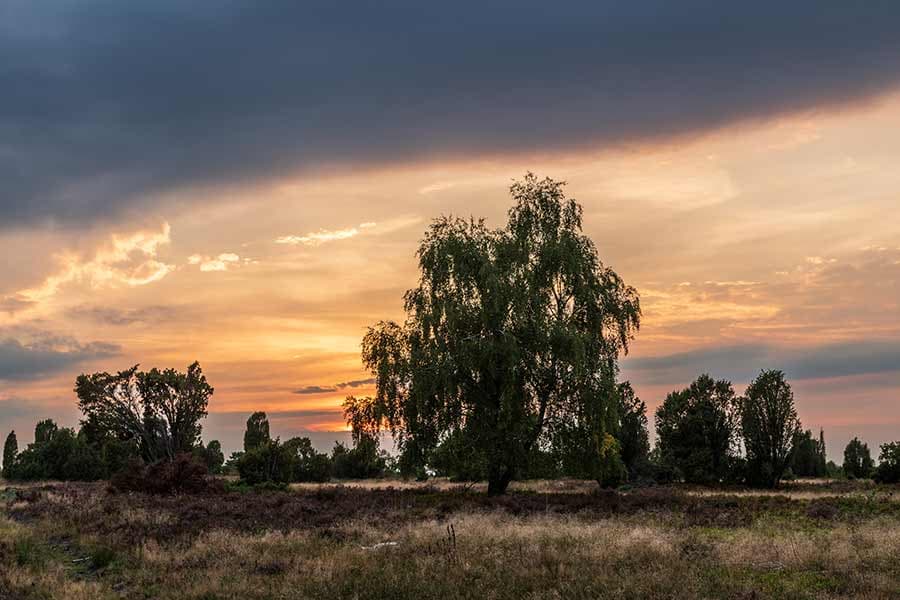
top-left (2, 479), bottom-right (900, 599)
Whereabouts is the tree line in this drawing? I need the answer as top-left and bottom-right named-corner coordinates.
top-left (2, 174), bottom-right (898, 492)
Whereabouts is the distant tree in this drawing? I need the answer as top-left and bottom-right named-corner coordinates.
top-left (789, 429), bottom-right (826, 478)
top-left (283, 437), bottom-right (332, 482)
top-left (6, 426), bottom-right (104, 481)
top-left (825, 460), bottom-right (843, 479)
top-left (615, 381), bottom-right (651, 478)
top-left (655, 374), bottom-right (738, 484)
top-left (2, 431), bottom-right (17, 479)
top-left (194, 440), bottom-right (225, 474)
top-left (236, 439), bottom-right (294, 485)
top-left (75, 362), bottom-right (213, 462)
top-left (331, 435), bottom-right (387, 479)
top-left (873, 442), bottom-right (900, 484)
top-left (843, 437), bottom-right (874, 479)
top-left (740, 370), bottom-right (800, 488)
top-left (223, 451), bottom-right (244, 475)
top-left (34, 419), bottom-right (59, 446)
top-left (350, 175), bottom-right (640, 494)
top-left (243, 412), bottom-right (271, 453)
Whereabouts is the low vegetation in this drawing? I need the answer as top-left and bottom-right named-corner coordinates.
top-left (2, 478), bottom-right (900, 599)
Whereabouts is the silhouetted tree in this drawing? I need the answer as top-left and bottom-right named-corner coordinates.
top-left (194, 440), bottom-right (225, 474)
top-left (615, 381), bottom-right (651, 478)
top-left (75, 362), bottom-right (212, 462)
top-left (789, 429), bottom-right (826, 477)
top-left (740, 370), bottom-right (800, 488)
top-left (843, 437), bottom-right (874, 479)
top-left (2, 431), bottom-right (17, 478)
top-left (284, 436), bottom-right (332, 482)
top-left (34, 419), bottom-right (58, 446)
top-left (873, 442), bottom-right (900, 484)
top-left (243, 411), bottom-right (271, 453)
top-left (655, 374), bottom-right (738, 483)
top-left (350, 174), bottom-right (640, 494)
top-left (236, 439), bottom-right (294, 485)
top-left (331, 435), bottom-right (387, 479)
top-left (6, 425), bottom-right (104, 481)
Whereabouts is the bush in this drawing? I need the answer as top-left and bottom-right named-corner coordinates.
top-left (110, 453), bottom-right (217, 494)
top-left (236, 440), bottom-right (294, 485)
top-left (331, 436), bottom-right (387, 479)
top-left (284, 437), bottom-right (331, 482)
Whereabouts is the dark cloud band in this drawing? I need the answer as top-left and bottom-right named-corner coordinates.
top-left (3, 1), bottom-right (900, 227)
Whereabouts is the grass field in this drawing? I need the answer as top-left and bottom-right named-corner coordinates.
top-left (2, 478), bottom-right (899, 599)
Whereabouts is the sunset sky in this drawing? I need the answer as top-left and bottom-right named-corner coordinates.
top-left (2, 2), bottom-right (899, 458)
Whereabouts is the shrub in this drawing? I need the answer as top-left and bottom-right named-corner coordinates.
top-left (236, 440), bottom-right (294, 485)
top-left (110, 453), bottom-right (216, 494)
top-left (331, 436), bottom-right (386, 479)
top-left (284, 437), bottom-right (331, 482)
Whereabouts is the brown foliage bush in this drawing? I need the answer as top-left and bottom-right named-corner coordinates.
top-left (109, 453), bottom-right (221, 495)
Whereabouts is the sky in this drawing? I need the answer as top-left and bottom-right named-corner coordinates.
top-left (1, 1), bottom-right (899, 459)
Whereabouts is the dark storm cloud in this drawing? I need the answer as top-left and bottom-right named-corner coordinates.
top-left (4, 1), bottom-right (900, 227)
top-left (623, 340), bottom-right (900, 386)
top-left (0, 336), bottom-right (120, 381)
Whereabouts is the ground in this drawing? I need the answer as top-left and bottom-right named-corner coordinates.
top-left (1, 478), bottom-right (899, 599)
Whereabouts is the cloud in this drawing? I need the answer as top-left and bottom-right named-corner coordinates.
top-left (293, 377), bottom-right (376, 395)
top-left (65, 305), bottom-right (179, 326)
top-left (0, 334), bottom-right (120, 381)
top-left (0, 296), bottom-right (34, 315)
top-left (4, 2), bottom-right (900, 227)
top-left (18, 223), bottom-right (174, 302)
top-left (293, 385), bottom-right (338, 395)
top-left (275, 224), bottom-right (372, 247)
top-left (623, 340), bottom-right (900, 387)
top-left (188, 252), bottom-right (243, 272)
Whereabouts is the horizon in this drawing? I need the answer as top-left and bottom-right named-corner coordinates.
top-left (2, 2), bottom-right (900, 462)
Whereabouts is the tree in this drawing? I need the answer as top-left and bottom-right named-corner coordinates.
top-left (655, 374), bottom-right (738, 484)
top-left (873, 442), bottom-right (900, 484)
top-left (34, 419), bottom-right (58, 446)
top-left (843, 437), bottom-right (874, 479)
top-left (6, 426), bottom-right (104, 481)
top-left (740, 370), bottom-right (800, 488)
top-left (789, 429), bottom-right (826, 478)
top-left (284, 437), bottom-right (332, 482)
top-left (614, 381), bottom-right (651, 478)
top-left (75, 362), bottom-right (213, 463)
top-left (2, 431), bottom-right (17, 479)
top-left (195, 440), bottom-right (225, 474)
top-left (331, 436), bottom-right (387, 479)
top-left (351, 174), bottom-right (640, 494)
top-left (236, 439), bottom-right (294, 485)
top-left (243, 412), bottom-right (270, 453)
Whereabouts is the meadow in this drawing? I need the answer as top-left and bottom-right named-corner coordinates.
top-left (2, 478), bottom-right (899, 600)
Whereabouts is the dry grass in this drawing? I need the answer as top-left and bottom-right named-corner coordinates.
top-left (2, 479), bottom-right (899, 599)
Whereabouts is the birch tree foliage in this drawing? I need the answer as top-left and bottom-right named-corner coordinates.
top-left (352, 174), bottom-right (640, 494)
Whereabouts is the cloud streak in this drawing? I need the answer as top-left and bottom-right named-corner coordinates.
top-left (294, 377), bottom-right (376, 395)
top-left (4, 1), bottom-right (900, 227)
top-left (0, 334), bottom-right (120, 381)
top-left (276, 223), bottom-right (375, 247)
